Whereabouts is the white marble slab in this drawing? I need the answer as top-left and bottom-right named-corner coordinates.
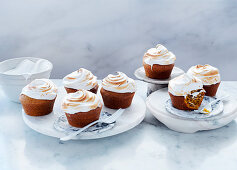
top-left (0, 80), bottom-right (237, 170)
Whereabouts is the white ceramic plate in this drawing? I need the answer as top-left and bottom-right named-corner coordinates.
top-left (146, 88), bottom-right (237, 133)
top-left (134, 66), bottom-right (184, 84)
top-left (22, 87), bottom-right (146, 140)
top-left (165, 96), bottom-right (224, 120)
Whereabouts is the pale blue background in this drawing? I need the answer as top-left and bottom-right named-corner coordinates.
top-left (0, 0), bottom-right (236, 80)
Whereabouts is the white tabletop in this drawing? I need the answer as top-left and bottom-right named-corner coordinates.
top-left (1, 80), bottom-right (237, 170)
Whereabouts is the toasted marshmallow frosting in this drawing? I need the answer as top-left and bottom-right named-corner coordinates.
top-left (102, 72), bottom-right (136, 93)
top-left (143, 44), bottom-right (176, 66)
top-left (168, 74), bottom-right (204, 96)
top-left (187, 64), bottom-right (221, 85)
top-left (62, 89), bottom-right (102, 114)
top-left (21, 79), bottom-right (57, 100)
top-left (63, 68), bottom-right (98, 90)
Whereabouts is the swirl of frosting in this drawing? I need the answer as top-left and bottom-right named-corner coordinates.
top-left (168, 74), bottom-right (204, 96)
top-left (63, 68), bottom-right (98, 90)
top-left (143, 44), bottom-right (176, 66)
top-left (187, 64), bottom-right (221, 85)
top-left (62, 89), bottom-right (102, 114)
top-left (21, 79), bottom-right (57, 100)
top-left (102, 72), bottom-right (136, 93)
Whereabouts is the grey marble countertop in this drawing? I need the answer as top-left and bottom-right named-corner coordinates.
top-left (0, 80), bottom-right (237, 170)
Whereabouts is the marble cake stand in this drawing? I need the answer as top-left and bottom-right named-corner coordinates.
top-left (134, 66), bottom-right (184, 96)
top-left (146, 88), bottom-right (237, 133)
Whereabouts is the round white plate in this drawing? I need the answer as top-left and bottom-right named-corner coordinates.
top-left (146, 88), bottom-right (237, 133)
top-left (22, 87), bottom-right (146, 140)
top-left (134, 66), bottom-right (184, 84)
top-left (165, 96), bottom-right (224, 120)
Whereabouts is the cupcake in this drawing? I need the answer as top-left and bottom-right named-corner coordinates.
top-left (143, 44), bottom-right (176, 79)
top-left (187, 64), bottom-right (221, 97)
top-left (168, 74), bottom-right (205, 110)
top-left (63, 68), bottom-right (98, 94)
top-left (62, 89), bottom-right (102, 128)
top-left (20, 79), bottom-right (57, 116)
top-left (100, 72), bottom-right (136, 109)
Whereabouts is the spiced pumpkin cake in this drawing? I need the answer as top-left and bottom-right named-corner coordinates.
top-left (143, 44), bottom-right (176, 79)
top-left (100, 72), bottom-right (136, 109)
top-left (187, 64), bottom-right (221, 97)
top-left (20, 79), bottom-right (58, 116)
top-left (168, 74), bottom-right (206, 110)
top-left (62, 89), bottom-right (102, 128)
top-left (63, 68), bottom-right (98, 94)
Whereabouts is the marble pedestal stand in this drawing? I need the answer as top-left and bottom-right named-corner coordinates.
top-left (134, 67), bottom-right (184, 96)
